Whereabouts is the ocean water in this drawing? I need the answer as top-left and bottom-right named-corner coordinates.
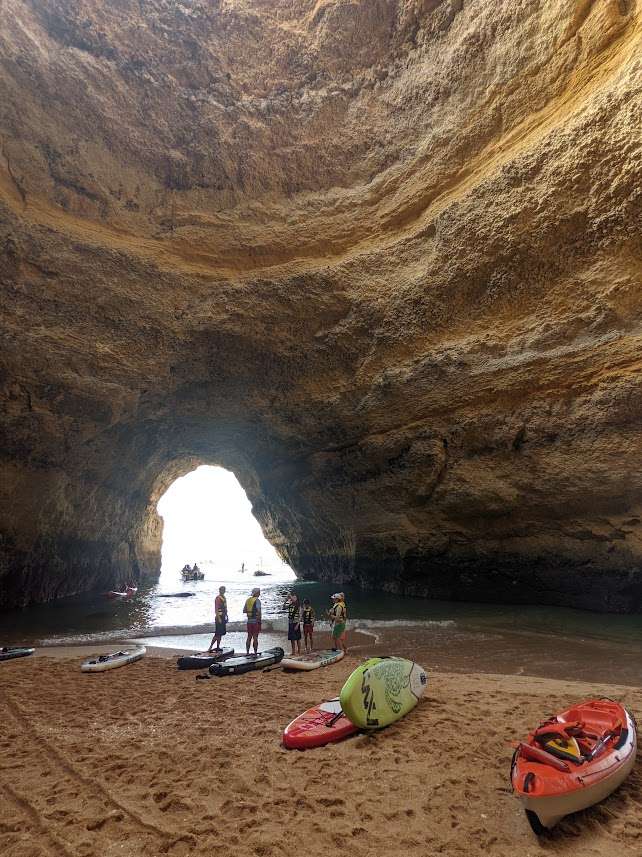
top-left (3, 559), bottom-right (642, 661)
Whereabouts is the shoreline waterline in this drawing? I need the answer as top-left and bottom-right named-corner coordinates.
top-left (12, 620), bottom-right (640, 689)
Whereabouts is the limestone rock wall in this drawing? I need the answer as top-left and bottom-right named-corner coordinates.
top-left (1, 0), bottom-right (641, 609)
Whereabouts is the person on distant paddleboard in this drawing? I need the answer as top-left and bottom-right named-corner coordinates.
top-left (328, 593), bottom-right (347, 654)
top-left (243, 587), bottom-right (262, 655)
top-left (285, 593), bottom-right (302, 655)
top-left (208, 586), bottom-right (228, 652)
top-left (302, 598), bottom-right (315, 652)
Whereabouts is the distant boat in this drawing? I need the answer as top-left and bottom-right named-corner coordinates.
top-left (106, 586), bottom-right (137, 599)
top-left (253, 557), bottom-right (270, 577)
top-left (180, 565), bottom-right (204, 581)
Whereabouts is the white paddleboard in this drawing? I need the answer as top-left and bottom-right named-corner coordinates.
top-left (281, 649), bottom-right (345, 671)
top-left (81, 646), bottom-right (146, 673)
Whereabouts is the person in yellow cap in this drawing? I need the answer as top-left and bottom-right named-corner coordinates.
top-left (327, 592), bottom-right (347, 653)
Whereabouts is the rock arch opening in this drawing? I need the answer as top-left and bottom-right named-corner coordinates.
top-left (156, 465), bottom-right (294, 580)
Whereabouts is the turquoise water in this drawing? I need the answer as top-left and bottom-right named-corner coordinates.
top-left (3, 560), bottom-right (642, 655)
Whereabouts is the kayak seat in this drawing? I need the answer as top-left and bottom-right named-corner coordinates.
top-left (538, 735), bottom-right (583, 765)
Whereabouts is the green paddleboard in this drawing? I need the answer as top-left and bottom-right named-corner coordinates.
top-left (339, 657), bottom-right (428, 730)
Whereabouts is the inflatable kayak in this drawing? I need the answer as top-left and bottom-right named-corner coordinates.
top-left (106, 586), bottom-right (137, 599)
top-left (281, 649), bottom-right (345, 671)
top-left (340, 657), bottom-right (427, 730)
top-left (158, 592), bottom-right (195, 598)
top-left (177, 648), bottom-right (234, 670)
top-left (511, 698), bottom-right (636, 833)
top-left (283, 698), bottom-right (358, 749)
top-left (0, 647), bottom-right (35, 662)
top-left (81, 646), bottom-right (146, 673)
top-left (209, 647), bottom-right (284, 676)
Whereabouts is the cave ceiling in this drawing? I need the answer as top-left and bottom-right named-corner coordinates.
top-left (1, 0), bottom-right (641, 610)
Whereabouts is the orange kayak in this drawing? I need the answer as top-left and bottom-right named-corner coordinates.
top-left (511, 698), bottom-right (636, 833)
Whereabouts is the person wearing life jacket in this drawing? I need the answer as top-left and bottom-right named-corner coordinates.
top-left (208, 586), bottom-right (228, 652)
top-left (285, 593), bottom-right (302, 656)
top-left (301, 598), bottom-right (315, 652)
top-left (243, 587), bottom-right (262, 655)
top-left (327, 592), bottom-right (347, 653)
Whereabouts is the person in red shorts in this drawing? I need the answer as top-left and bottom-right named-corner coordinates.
top-left (243, 587), bottom-right (262, 655)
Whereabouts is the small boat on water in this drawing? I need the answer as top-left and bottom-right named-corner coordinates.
top-left (106, 586), bottom-right (137, 599)
top-left (158, 592), bottom-right (195, 598)
top-left (180, 564), bottom-right (204, 581)
top-left (511, 698), bottom-right (636, 833)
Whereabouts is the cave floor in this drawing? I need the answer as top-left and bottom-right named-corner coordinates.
top-left (1, 643), bottom-right (641, 857)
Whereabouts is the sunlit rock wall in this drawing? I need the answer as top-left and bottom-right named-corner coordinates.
top-left (1, 0), bottom-right (641, 609)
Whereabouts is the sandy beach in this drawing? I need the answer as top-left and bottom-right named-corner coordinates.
top-left (1, 633), bottom-right (641, 857)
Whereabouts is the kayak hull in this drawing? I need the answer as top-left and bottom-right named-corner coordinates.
top-left (281, 649), bottom-right (345, 671)
top-left (177, 648), bottom-right (234, 670)
top-left (209, 647), bottom-right (284, 676)
top-left (158, 592), bottom-right (195, 598)
top-left (0, 647), bottom-right (35, 662)
top-left (81, 646), bottom-right (146, 672)
top-left (512, 701), bottom-right (637, 830)
top-left (283, 698), bottom-right (358, 749)
top-left (106, 587), bottom-right (137, 599)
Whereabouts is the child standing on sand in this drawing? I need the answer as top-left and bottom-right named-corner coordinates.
top-left (301, 598), bottom-right (315, 652)
top-left (285, 593), bottom-right (302, 656)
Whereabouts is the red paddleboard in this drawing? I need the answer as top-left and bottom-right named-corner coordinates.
top-left (283, 698), bottom-right (358, 750)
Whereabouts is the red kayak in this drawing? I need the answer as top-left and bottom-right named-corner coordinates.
top-left (106, 586), bottom-right (137, 599)
top-left (511, 698), bottom-right (636, 833)
top-left (283, 698), bottom-right (358, 750)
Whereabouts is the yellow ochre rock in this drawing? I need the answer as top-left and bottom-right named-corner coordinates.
top-left (0, 1), bottom-right (641, 609)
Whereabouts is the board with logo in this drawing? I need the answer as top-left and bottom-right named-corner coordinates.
top-left (339, 657), bottom-right (427, 730)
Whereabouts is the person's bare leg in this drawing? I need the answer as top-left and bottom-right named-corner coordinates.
top-left (208, 635), bottom-right (216, 652)
top-left (253, 632), bottom-right (259, 654)
top-left (246, 632), bottom-right (251, 655)
top-left (296, 639), bottom-right (301, 654)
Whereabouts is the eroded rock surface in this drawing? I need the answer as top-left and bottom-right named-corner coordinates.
top-left (1, 0), bottom-right (641, 609)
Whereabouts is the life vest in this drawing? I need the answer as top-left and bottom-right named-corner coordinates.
top-left (332, 601), bottom-right (346, 623)
top-left (287, 602), bottom-right (300, 624)
top-left (302, 607), bottom-right (315, 625)
top-left (244, 596), bottom-right (259, 620)
top-left (215, 595), bottom-right (226, 620)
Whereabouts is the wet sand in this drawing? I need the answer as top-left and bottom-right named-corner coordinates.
top-left (1, 630), bottom-right (641, 857)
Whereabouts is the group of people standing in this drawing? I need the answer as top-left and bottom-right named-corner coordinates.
top-left (283, 592), bottom-right (348, 655)
top-left (207, 586), bottom-right (348, 656)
